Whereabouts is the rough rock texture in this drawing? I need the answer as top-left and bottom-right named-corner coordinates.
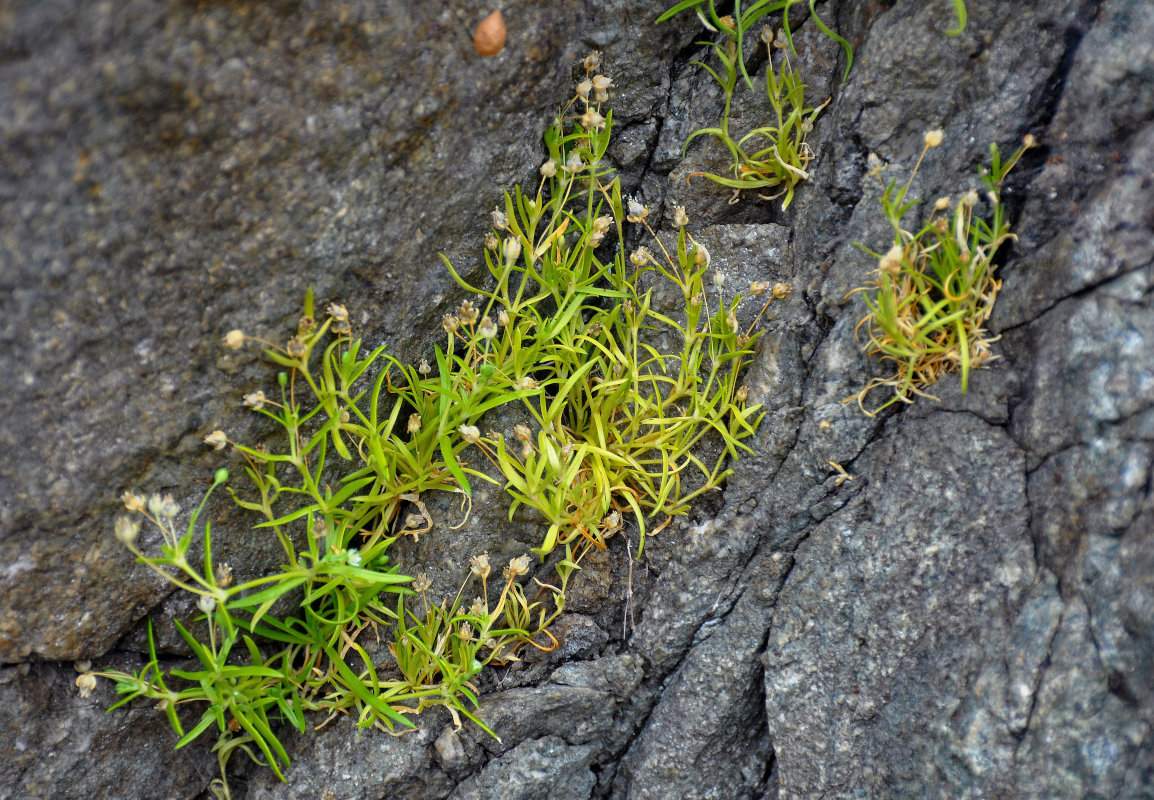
top-left (2, 0), bottom-right (1152, 798)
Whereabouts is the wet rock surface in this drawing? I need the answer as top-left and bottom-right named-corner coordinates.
top-left (2, 0), bottom-right (1151, 798)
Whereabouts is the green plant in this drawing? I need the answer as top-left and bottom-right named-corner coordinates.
top-left (657, 1), bottom-right (852, 87)
top-left (846, 131), bottom-right (1036, 415)
top-left (90, 53), bottom-right (779, 796)
top-left (658, 1), bottom-right (844, 207)
top-left (944, 0), bottom-right (968, 37)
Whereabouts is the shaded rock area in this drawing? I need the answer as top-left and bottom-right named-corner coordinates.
top-left (1, 0), bottom-right (1151, 798)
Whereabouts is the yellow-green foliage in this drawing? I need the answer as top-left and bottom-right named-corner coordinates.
top-left (94, 54), bottom-right (780, 798)
top-left (847, 133), bottom-right (1036, 414)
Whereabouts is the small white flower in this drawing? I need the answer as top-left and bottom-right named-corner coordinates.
top-left (879, 243), bottom-right (905, 274)
top-left (204, 430), bottom-right (228, 450)
top-left (540, 159), bottom-right (557, 178)
top-left (76, 673), bottom-right (97, 699)
top-left (469, 553), bottom-right (491, 578)
top-left (114, 515), bottom-right (140, 546)
top-left (626, 196), bottom-right (648, 222)
top-left (502, 236), bottom-right (522, 264)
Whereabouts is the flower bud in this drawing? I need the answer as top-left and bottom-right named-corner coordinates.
top-left (469, 553), bottom-right (491, 579)
top-left (626, 196), bottom-right (648, 222)
top-left (458, 300), bottom-right (479, 326)
top-left (286, 336), bottom-right (307, 358)
top-left (223, 330), bottom-right (245, 350)
top-left (502, 236), bottom-right (522, 264)
top-left (76, 673), bottom-right (97, 699)
top-left (694, 243), bottom-right (710, 267)
top-left (121, 492), bottom-right (146, 513)
top-left (114, 515), bottom-right (140, 546)
top-left (924, 129), bottom-right (945, 148)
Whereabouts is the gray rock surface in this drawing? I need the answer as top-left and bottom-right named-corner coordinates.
top-left (2, 0), bottom-right (1151, 798)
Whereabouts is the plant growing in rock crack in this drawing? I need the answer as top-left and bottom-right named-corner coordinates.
top-left (87, 52), bottom-right (784, 796)
top-left (845, 130), bottom-right (1037, 415)
top-left (658, 0), bottom-right (846, 206)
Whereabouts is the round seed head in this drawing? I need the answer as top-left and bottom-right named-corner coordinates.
top-left (114, 515), bottom-right (141, 546)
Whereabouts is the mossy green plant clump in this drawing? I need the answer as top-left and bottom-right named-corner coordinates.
top-left (88, 53), bottom-right (782, 798)
top-left (658, 0), bottom-right (848, 206)
top-left (846, 131), bottom-right (1037, 414)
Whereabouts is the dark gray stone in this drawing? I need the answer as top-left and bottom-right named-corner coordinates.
top-left (3, 0), bottom-right (1152, 798)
